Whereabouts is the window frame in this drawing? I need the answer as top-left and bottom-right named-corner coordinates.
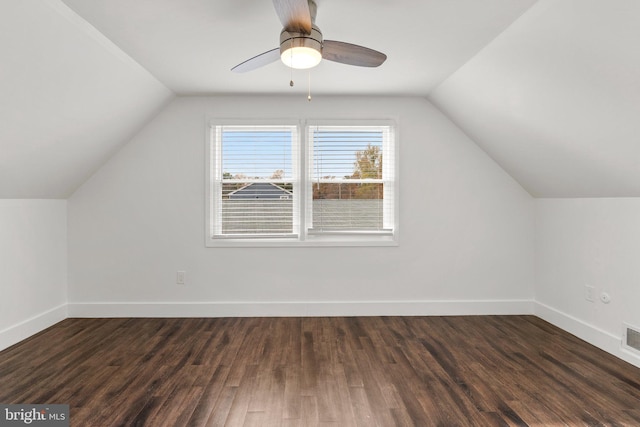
top-left (305, 121), bottom-right (395, 237)
top-left (205, 118), bottom-right (398, 247)
top-left (211, 123), bottom-right (300, 239)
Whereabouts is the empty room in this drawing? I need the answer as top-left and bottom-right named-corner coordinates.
top-left (2, 0), bottom-right (640, 425)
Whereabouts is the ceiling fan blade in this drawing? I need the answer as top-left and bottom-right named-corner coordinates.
top-left (231, 48), bottom-right (281, 73)
top-left (322, 40), bottom-right (387, 67)
top-left (272, 0), bottom-right (312, 34)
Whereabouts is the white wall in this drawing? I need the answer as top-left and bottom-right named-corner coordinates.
top-left (535, 198), bottom-right (640, 367)
top-left (0, 200), bottom-right (67, 350)
top-left (67, 96), bottom-right (535, 316)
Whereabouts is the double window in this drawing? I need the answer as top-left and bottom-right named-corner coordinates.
top-left (206, 120), bottom-right (397, 246)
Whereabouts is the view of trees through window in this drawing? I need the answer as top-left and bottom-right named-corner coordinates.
top-left (220, 130), bottom-right (383, 201)
top-left (313, 143), bottom-right (383, 201)
top-left (222, 143), bottom-right (382, 200)
top-left (309, 128), bottom-right (387, 232)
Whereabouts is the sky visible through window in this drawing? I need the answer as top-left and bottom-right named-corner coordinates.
top-left (221, 129), bottom-right (383, 180)
top-left (222, 130), bottom-right (292, 179)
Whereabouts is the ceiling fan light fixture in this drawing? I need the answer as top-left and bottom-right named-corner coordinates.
top-left (281, 46), bottom-right (322, 69)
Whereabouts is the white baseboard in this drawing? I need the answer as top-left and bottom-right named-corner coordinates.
top-left (68, 299), bottom-right (535, 318)
top-left (0, 304), bottom-right (68, 352)
top-left (6, 301), bottom-right (640, 370)
top-left (534, 302), bottom-right (640, 369)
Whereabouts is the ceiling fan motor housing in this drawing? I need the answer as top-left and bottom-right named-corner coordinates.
top-left (280, 24), bottom-right (323, 58)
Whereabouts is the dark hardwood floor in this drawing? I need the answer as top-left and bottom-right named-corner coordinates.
top-left (1, 316), bottom-right (640, 426)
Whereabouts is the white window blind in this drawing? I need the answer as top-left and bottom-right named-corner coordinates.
top-left (212, 125), bottom-right (298, 238)
top-left (307, 125), bottom-right (395, 234)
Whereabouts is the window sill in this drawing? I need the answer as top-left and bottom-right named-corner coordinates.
top-left (205, 234), bottom-right (398, 248)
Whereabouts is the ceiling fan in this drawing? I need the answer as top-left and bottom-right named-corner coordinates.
top-left (231, 0), bottom-right (387, 73)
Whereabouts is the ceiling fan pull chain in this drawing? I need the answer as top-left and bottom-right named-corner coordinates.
top-left (290, 39), bottom-right (294, 87)
top-left (308, 71), bottom-right (312, 102)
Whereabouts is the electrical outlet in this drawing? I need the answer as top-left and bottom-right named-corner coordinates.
top-left (177, 271), bottom-right (186, 285)
top-left (585, 285), bottom-right (595, 302)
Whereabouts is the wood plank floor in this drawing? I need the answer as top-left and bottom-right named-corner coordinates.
top-left (1, 316), bottom-right (640, 426)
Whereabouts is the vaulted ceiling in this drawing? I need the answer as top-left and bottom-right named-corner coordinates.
top-left (2, 0), bottom-right (639, 198)
top-left (430, 0), bottom-right (640, 197)
top-left (0, 1), bottom-right (173, 198)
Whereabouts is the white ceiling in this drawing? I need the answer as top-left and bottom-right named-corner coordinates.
top-left (57, 0), bottom-right (536, 95)
top-left (3, 0), bottom-right (640, 199)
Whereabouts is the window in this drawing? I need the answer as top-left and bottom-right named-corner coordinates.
top-left (307, 124), bottom-right (394, 235)
top-left (210, 125), bottom-right (299, 238)
top-left (206, 120), bottom-right (397, 247)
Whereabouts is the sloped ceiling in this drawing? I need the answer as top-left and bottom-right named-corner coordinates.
top-left (3, 0), bottom-right (639, 199)
top-left (429, 0), bottom-right (640, 197)
top-left (0, 0), bottom-right (173, 198)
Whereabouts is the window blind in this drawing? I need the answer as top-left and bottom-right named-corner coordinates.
top-left (307, 125), bottom-right (394, 233)
top-left (213, 125), bottom-right (298, 237)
